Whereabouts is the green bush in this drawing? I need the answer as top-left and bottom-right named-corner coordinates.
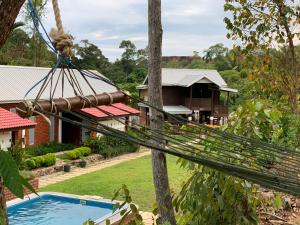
top-left (64, 147), bottom-right (92, 160)
top-left (25, 159), bottom-right (36, 170)
top-left (8, 145), bottom-right (26, 170)
top-left (25, 153), bottom-right (56, 170)
top-left (84, 134), bottom-right (139, 159)
top-left (19, 170), bottom-right (36, 180)
top-left (24, 142), bottom-right (76, 157)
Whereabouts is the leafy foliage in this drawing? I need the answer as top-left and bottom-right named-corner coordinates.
top-left (84, 134), bottom-right (139, 159)
top-left (224, 0), bottom-right (300, 114)
top-left (64, 147), bottom-right (92, 160)
top-left (24, 142), bottom-right (76, 157)
top-left (0, 151), bottom-right (36, 199)
top-left (110, 184), bottom-right (144, 225)
top-left (173, 99), bottom-right (299, 225)
top-left (25, 153), bottom-right (56, 170)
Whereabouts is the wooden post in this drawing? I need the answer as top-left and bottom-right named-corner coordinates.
top-left (148, 0), bottom-right (176, 224)
top-left (189, 86), bottom-right (192, 108)
top-left (226, 91), bottom-right (230, 106)
top-left (211, 89), bottom-right (215, 116)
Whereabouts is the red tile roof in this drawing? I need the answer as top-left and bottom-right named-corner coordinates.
top-left (0, 108), bottom-right (36, 131)
top-left (80, 103), bottom-right (140, 119)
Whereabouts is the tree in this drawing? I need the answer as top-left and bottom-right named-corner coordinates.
top-left (224, 0), bottom-right (300, 114)
top-left (119, 40), bottom-right (138, 75)
top-left (23, 0), bottom-right (49, 66)
top-left (0, 0), bottom-right (25, 48)
top-left (204, 43), bottom-right (228, 63)
top-left (148, 0), bottom-right (176, 224)
top-left (73, 40), bottom-right (110, 74)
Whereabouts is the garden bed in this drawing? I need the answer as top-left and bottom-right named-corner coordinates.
top-left (32, 154), bottom-right (103, 177)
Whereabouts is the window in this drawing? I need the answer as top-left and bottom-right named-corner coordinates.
top-left (29, 117), bottom-right (35, 145)
top-left (50, 115), bottom-right (55, 142)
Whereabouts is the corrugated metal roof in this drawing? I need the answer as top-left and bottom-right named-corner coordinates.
top-left (163, 105), bottom-right (193, 115)
top-left (80, 103), bottom-right (140, 119)
top-left (0, 107), bottom-right (36, 131)
top-left (0, 65), bottom-right (117, 103)
top-left (143, 68), bottom-right (229, 88)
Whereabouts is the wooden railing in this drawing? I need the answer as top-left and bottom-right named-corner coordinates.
top-left (185, 98), bottom-right (228, 116)
top-left (213, 105), bottom-right (228, 116)
top-left (185, 98), bottom-right (211, 110)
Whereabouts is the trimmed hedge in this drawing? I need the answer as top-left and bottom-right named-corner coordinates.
top-left (25, 153), bottom-right (56, 170)
top-left (85, 133), bottom-right (139, 159)
top-left (64, 147), bottom-right (92, 160)
top-left (24, 142), bottom-right (76, 157)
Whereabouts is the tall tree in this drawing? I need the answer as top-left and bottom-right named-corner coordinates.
top-left (0, 2), bottom-right (25, 224)
top-left (148, 0), bottom-right (176, 224)
top-left (73, 39), bottom-right (110, 74)
top-left (0, 0), bottom-right (25, 48)
top-left (224, 0), bottom-right (300, 114)
top-left (24, 0), bottom-right (49, 66)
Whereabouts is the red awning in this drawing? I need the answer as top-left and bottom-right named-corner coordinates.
top-left (0, 108), bottom-right (36, 131)
top-left (80, 103), bottom-right (140, 120)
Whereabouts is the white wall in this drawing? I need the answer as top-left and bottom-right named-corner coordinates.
top-left (97, 119), bottom-right (126, 137)
top-left (0, 131), bottom-right (11, 150)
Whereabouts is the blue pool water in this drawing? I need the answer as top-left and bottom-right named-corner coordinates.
top-left (8, 194), bottom-right (115, 225)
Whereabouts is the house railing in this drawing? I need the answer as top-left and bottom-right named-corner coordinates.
top-left (185, 98), bottom-right (212, 110)
top-left (213, 105), bottom-right (228, 116)
top-left (185, 98), bottom-right (229, 116)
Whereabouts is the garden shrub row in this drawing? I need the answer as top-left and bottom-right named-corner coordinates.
top-left (24, 142), bottom-right (76, 157)
top-left (64, 147), bottom-right (92, 160)
top-left (85, 133), bottom-right (139, 159)
top-left (25, 153), bottom-right (56, 170)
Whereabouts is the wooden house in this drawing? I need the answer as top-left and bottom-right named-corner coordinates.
top-left (137, 68), bottom-right (237, 125)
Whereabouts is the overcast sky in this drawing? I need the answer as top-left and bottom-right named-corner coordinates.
top-left (39, 0), bottom-right (233, 61)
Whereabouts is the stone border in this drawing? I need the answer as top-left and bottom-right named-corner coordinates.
top-left (32, 154), bottom-right (103, 177)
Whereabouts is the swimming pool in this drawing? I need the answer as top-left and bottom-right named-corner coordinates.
top-left (7, 193), bottom-right (124, 225)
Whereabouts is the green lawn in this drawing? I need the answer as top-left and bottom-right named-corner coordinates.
top-left (40, 155), bottom-right (188, 211)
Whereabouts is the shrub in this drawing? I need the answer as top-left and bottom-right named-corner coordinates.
top-left (25, 159), bottom-right (36, 170)
top-left (64, 147), bottom-right (92, 160)
top-left (84, 134), bottom-right (139, 159)
top-left (24, 142), bottom-right (76, 157)
top-left (19, 170), bottom-right (36, 180)
top-left (25, 153), bottom-right (56, 170)
top-left (8, 145), bottom-right (26, 170)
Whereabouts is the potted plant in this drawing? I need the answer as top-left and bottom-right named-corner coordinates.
top-left (79, 158), bottom-right (87, 168)
top-left (63, 164), bottom-right (71, 172)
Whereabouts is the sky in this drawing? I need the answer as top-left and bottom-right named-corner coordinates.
top-left (39, 0), bottom-right (233, 61)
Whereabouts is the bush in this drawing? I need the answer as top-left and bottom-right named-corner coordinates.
top-left (19, 170), bottom-right (36, 180)
top-left (24, 142), bottom-right (76, 157)
top-left (64, 147), bottom-right (92, 160)
top-left (84, 134), bottom-right (139, 159)
top-left (25, 159), bottom-right (36, 170)
top-left (25, 153), bottom-right (56, 170)
top-left (8, 145), bottom-right (26, 169)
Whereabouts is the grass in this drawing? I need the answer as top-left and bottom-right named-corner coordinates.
top-left (40, 155), bottom-right (189, 211)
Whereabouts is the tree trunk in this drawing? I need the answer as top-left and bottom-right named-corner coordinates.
top-left (148, 0), bottom-right (176, 225)
top-left (0, 0), bottom-right (25, 48)
top-left (0, 177), bottom-right (8, 225)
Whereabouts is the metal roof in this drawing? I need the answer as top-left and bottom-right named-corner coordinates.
top-left (139, 68), bottom-right (237, 92)
top-left (0, 65), bottom-right (117, 103)
top-left (80, 103), bottom-right (140, 120)
top-left (163, 105), bottom-right (192, 115)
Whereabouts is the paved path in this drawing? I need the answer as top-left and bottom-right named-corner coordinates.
top-left (39, 149), bottom-right (151, 188)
